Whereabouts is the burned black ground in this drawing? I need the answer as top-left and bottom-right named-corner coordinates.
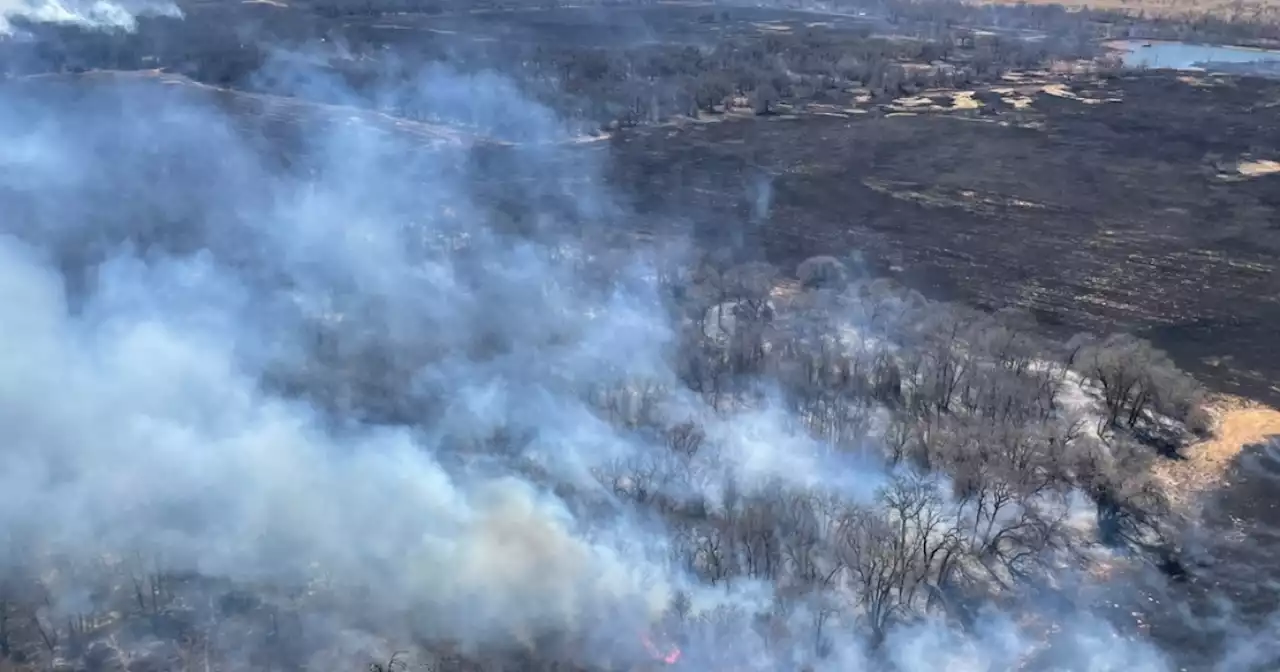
top-left (605, 72), bottom-right (1280, 405)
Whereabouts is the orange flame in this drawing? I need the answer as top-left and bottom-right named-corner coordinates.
top-left (639, 631), bottom-right (682, 665)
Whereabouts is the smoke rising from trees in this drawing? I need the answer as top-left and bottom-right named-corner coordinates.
top-left (0, 18), bottom-right (1271, 672)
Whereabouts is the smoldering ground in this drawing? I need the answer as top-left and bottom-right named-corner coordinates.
top-left (0, 25), bottom-right (1263, 672)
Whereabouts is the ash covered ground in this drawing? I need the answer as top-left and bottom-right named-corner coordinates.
top-left (1, 1), bottom-right (1279, 671)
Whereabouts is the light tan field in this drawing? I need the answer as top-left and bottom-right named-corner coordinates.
top-left (1154, 396), bottom-right (1280, 513)
top-left (971, 0), bottom-right (1280, 21)
top-left (1237, 159), bottom-right (1280, 177)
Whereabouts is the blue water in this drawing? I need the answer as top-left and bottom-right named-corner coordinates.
top-left (1112, 40), bottom-right (1280, 70)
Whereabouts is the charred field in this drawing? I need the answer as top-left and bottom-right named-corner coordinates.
top-left (605, 71), bottom-right (1280, 405)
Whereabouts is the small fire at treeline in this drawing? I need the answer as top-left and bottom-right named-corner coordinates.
top-left (640, 631), bottom-right (681, 665)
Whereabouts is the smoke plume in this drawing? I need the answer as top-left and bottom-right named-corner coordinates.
top-left (0, 25), bottom-right (1256, 672)
top-left (0, 0), bottom-right (178, 35)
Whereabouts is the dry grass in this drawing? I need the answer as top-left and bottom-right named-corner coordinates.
top-left (992, 86), bottom-right (1037, 108)
top-left (885, 90), bottom-right (986, 113)
top-left (1237, 159), bottom-right (1280, 177)
top-left (1040, 83), bottom-right (1122, 105)
top-left (950, 91), bottom-right (982, 110)
top-left (1153, 395), bottom-right (1280, 512)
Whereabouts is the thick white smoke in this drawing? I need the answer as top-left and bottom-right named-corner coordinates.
top-left (0, 0), bottom-right (179, 35)
top-left (0, 49), bottom-right (1215, 671)
top-left (0, 67), bottom-right (692, 654)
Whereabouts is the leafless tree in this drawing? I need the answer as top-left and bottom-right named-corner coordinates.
top-left (1074, 333), bottom-right (1204, 430)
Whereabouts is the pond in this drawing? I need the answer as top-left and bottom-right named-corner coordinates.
top-left (1107, 39), bottom-right (1280, 73)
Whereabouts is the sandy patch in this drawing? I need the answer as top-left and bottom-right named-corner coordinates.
top-left (1040, 84), bottom-right (1097, 104)
top-left (1042, 84), bottom-right (1076, 98)
top-left (892, 96), bottom-right (934, 108)
top-left (1038, 83), bottom-right (1122, 105)
top-left (752, 22), bottom-right (792, 33)
top-left (901, 63), bottom-right (937, 73)
top-left (1237, 159), bottom-right (1280, 177)
top-left (988, 84), bottom-right (1038, 109)
top-left (886, 91), bottom-right (981, 113)
top-left (1176, 74), bottom-right (1218, 87)
top-left (950, 91), bottom-right (981, 110)
top-left (1153, 396), bottom-right (1280, 512)
top-left (565, 132), bottom-right (612, 144)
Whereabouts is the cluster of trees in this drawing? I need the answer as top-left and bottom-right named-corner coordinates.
top-left (0, 250), bottom-right (1209, 672)
top-left (2, 5), bottom-right (1082, 130)
top-left (661, 253), bottom-right (1203, 538)
top-left (0, 0), bottom-right (1144, 132)
top-left (6, 0), bottom-right (1278, 131)
top-left (590, 255), bottom-right (1205, 666)
top-left (492, 27), bottom-right (1065, 128)
top-left (630, 256), bottom-right (1196, 626)
top-left (302, 0), bottom-right (1110, 126)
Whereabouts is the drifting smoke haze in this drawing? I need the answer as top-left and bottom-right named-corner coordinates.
top-left (0, 69), bottom-right (687, 654)
top-left (0, 0), bottom-right (178, 35)
top-left (0, 12), bottom-right (1272, 672)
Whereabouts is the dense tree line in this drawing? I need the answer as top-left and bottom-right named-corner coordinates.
top-left (2, 5), bottom-right (1085, 130)
top-left (5, 0), bottom-right (1278, 130)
